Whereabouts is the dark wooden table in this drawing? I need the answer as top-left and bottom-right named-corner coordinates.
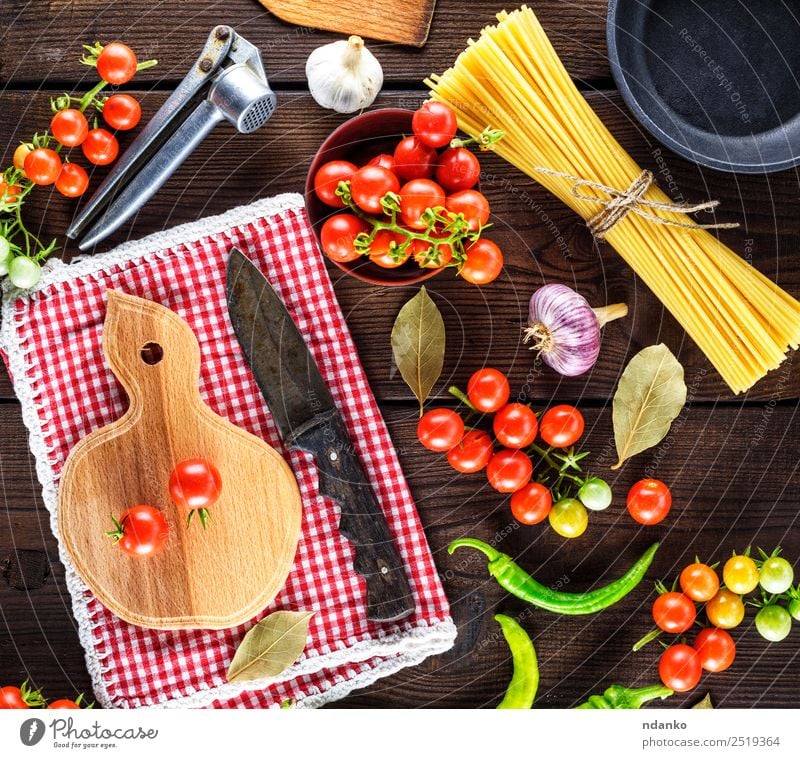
top-left (2, 0), bottom-right (799, 709)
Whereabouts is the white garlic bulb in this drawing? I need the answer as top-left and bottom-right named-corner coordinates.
top-left (306, 36), bottom-right (383, 114)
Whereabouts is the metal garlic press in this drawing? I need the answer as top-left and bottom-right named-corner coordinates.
top-left (67, 26), bottom-right (276, 250)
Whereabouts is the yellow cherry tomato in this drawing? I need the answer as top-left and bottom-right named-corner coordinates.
top-left (548, 498), bottom-right (588, 539)
top-left (13, 143), bottom-right (32, 174)
top-left (706, 588), bottom-right (745, 629)
top-left (723, 554), bottom-right (759, 594)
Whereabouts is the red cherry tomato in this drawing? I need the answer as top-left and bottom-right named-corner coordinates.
top-left (680, 563), bottom-right (720, 603)
top-left (350, 165), bottom-right (400, 214)
top-left (0, 180), bottom-right (21, 202)
top-left (460, 238), bottom-right (503, 285)
top-left (170, 458), bottom-right (222, 509)
top-left (393, 136), bottom-right (437, 180)
top-left (399, 178), bottom-right (446, 230)
top-left (409, 235), bottom-right (454, 269)
top-left (102, 93), bottom-right (142, 130)
top-left (493, 403), bottom-right (538, 448)
top-left (538, 405), bottom-right (584, 447)
top-left (368, 229), bottom-right (410, 269)
top-left (24, 147), bottom-right (63, 185)
top-left (693, 627), bottom-right (736, 673)
top-left (510, 482), bottom-right (552, 525)
top-left (446, 429), bottom-right (494, 473)
top-left (55, 163), bottom-right (90, 198)
top-left (658, 644), bottom-right (702, 692)
top-left (446, 189), bottom-right (490, 231)
top-left (417, 408), bottom-right (465, 452)
top-left (652, 592), bottom-right (696, 633)
top-left (487, 449), bottom-right (533, 493)
top-left (627, 479), bottom-right (672, 525)
top-left (368, 153), bottom-right (396, 172)
top-left (467, 368), bottom-right (510, 413)
top-left (435, 146), bottom-right (481, 192)
top-left (314, 160), bottom-right (357, 208)
top-left (320, 213), bottom-right (370, 263)
top-left (0, 686), bottom-right (29, 709)
top-left (412, 101), bottom-right (458, 148)
top-left (108, 505), bottom-right (169, 558)
top-left (82, 128), bottom-right (119, 166)
top-left (50, 108), bottom-right (89, 147)
top-left (96, 42), bottom-right (138, 85)
top-left (48, 699), bottom-right (81, 709)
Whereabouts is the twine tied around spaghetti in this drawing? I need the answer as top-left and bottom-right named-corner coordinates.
top-left (533, 167), bottom-right (740, 240)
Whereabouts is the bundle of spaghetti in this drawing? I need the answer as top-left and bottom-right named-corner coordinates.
top-left (425, 6), bottom-right (800, 393)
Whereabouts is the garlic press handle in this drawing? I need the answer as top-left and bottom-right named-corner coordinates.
top-left (77, 100), bottom-right (225, 250)
top-left (67, 26), bottom-right (234, 241)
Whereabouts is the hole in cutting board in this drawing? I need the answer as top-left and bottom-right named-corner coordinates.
top-left (140, 342), bottom-right (164, 365)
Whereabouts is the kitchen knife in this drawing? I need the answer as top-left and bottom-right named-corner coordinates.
top-left (226, 248), bottom-right (415, 622)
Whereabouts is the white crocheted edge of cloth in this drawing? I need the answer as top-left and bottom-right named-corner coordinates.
top-left (0, 192), bottom-right (457, 709)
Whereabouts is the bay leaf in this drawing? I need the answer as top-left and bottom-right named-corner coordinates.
top-left (612, 344), bottom-right (687, 470)
top-left (391, 286), bottom-right (445, 416)
top-left (226, 610), bottom-right (314, 684)
top-left (692, 693), bottom-right (714, 709)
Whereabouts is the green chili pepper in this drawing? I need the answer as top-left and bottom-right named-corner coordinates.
top-left (575, 684), bottom-right (673, 709)
top-left (448, 538), bottom-right (659, 614)
top-left (495, 614), bottom-right (538, 709)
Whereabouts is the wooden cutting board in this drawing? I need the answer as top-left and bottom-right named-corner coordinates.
top-left (57, 291), bottom-right (302, 630)
top-left (258, 0), bottom-right (437, 47)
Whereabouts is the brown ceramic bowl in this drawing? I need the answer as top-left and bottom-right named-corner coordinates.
top-left (305, 108), bottom-right (442, 286)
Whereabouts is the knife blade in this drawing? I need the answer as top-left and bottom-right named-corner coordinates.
top-left (225, 248), bottom-right (415, 622)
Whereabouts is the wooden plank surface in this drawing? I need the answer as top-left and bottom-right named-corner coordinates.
top-left (2, 0), bottom-right (800, 710)
top-left (3, 402), bottom-right (799, 707)
top-left (2, 90), bottom-right (800, 402)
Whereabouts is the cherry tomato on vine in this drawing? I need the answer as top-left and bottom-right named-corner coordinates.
top-left (705, 589), bottom-right (745, 629)
top-left (577, 477), bottom-right (612, 511)
top-left (82, 128), bottom-right (119, 166)
top-left (417, 408), bottom-right (465, 452)
top-left (367, 229), bottom-right (409, 269)
top-left (447, 429), bottom-right (494, 474)
top-left (755, 605), bottom-right (792, 642)
top-left (722, 554), bottom-right (760, 595)
top-left (51, 108), bottom-right (89, 147)
top-left (393, 136), bottom-right (437, 180)
top-left (493, 403), bottom-right (538, 448)
top-left (314, 160), bottom-right (357, 208)
top-left (549, 497), bottom-right (588, 538)
top-left (658, 644), bottom-right (701, 692)
top-left (445, 189), bottom-right (490, 232)
top-left (652, 591), bottom-right (696, 633)
top-left (510, 482), bottom-right (552, 525)
top-left (399, 178), bottom-right (446, 230)
top-left (350, 165), bottom-right (400, 214)
top-left (693, 627), bottom-right (736, 673)
top-left (460, 238), bottom-right (503, 285)
top-left (538, 405), bottom-right (584, 448)
top-left (102, 93), bottom-right (142, 130)
top-left (320, 213), bottom-right (370, 263)
top-left (467, 368), bottom-right (510, 413)
top-left (368, 153), bottom-right (396, 172)
top-left (486, 449), bottom-right (533, 493)
top-left (24, 147), bottom-right (62, 185)
top-left (409, 236), bottom-right (454, 269)
top-left (96, 42), bottom-right (138, 85)
top-left (0, 684), bottom-right (41, 709)
top-left (679, 563), bottom-right (719, 602)
top-left (435, 146), bottom-right (480, 192)
top-left (626, 478), bottom-right (671, 525)
top-left (759, 555), bottom-right (794, 594)
top-left (13, 143), bottom-right (32, 173)
top-left (106, 505), bottom-right (169, 557)
top-left (412, 101), bottom-right (458, 148)
top-left (8, 256), bottom-right (41, 289)
top-left (0, 180), bottom-right (21, 203)
top-left (48, 699), bottom-right (81, 709)
top-left (55, 163), bottom-right (90, 198)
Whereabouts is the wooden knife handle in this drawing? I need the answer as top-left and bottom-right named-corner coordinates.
top-left (292, 411), bottom-right (415, 622)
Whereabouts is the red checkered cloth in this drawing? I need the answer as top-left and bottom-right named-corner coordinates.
top-left (0, 193), bottom-right (455, 708)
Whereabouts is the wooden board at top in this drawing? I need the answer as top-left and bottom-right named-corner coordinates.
top-left (258, 0), bottom-right (436, 47)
